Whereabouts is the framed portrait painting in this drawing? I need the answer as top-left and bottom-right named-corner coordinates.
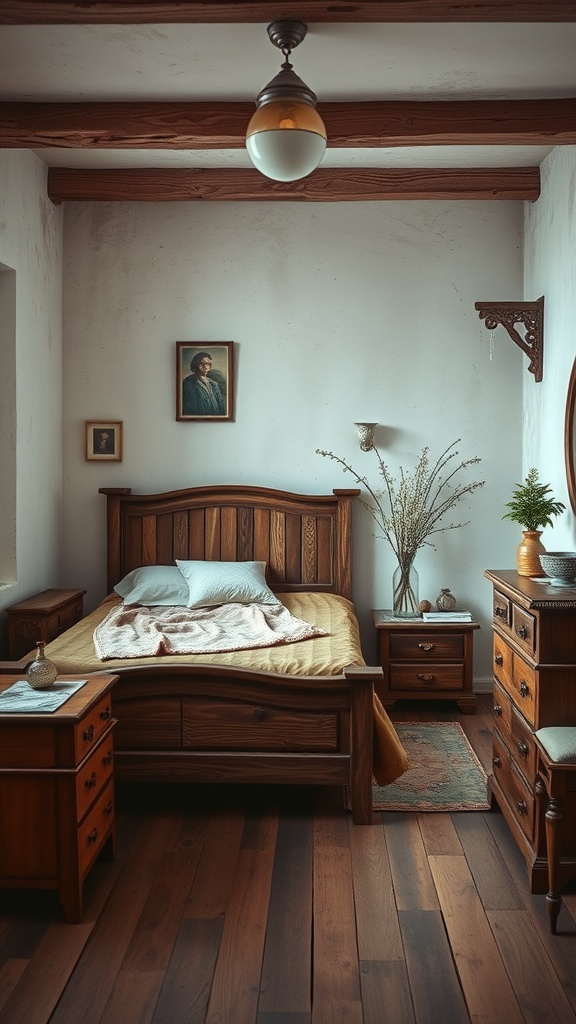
top-left (176, 341), bottom-right (234, 422)
top-left (86, 421), bottom-right (123, 461)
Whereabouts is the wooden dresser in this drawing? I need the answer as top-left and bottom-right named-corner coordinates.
top-left (485, 570), bottom-right (576, 892)
top-left (372, 610), bottom-right (479, 714)
top-left (7, 588), bottom-right (86, 660)
top-left (0, 673), bottom-right (117, 922)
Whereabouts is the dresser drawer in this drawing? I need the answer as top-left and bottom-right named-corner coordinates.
top-left (509, 704), bottom-right (537, 782)
top-left (492, 680), bottom-right (512, 734)
top-left (182, 699), bottom-right (338, 751)
top-left (511, 655), bottom-right (537, 728)
top-left (389, 664), bottom-right (464, 693)
top-left (389, 632), bottom-right (463, 660)
top-left (77, 778), bottom-right (114, 877)
top-left (493, 633), bottom-right (513, 689)
top-left (492, 729), bottom-right (534, 843)
top-left (493, 590), bottom-right (511, 628)
top-left (75, 731), bottom-right (114, 822)
top-left (511, 605), bottom-right (537, 657)
top-left (493, 640), bottom-right (537, 729)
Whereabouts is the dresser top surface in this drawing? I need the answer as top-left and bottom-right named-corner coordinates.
top-left (485, 570), bottom-right (576, 609)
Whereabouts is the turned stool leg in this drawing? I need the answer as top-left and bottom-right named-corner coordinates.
top-left (544, 793), bottom-right (563, 934)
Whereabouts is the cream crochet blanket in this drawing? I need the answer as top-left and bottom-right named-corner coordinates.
top-left (94, 601), bottom-right (328, 661)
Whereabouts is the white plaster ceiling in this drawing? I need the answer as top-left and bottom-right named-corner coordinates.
top-left (1, 21), bottom-right (575, 169)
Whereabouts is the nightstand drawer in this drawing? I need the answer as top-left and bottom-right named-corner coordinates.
top-left (45, 599), bottom-right (84, 639)
top-left (389, 632), bottom-right (463, 660)
top-left (73, 694), bottom-right (114, 762)
top-left (77, 778), bottom-right (115, 876)
top-left (389, 663), bottom-right (464, 693)
top-left (75, 731), bottom-right (114, 822)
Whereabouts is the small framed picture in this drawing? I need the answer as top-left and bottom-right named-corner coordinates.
top-left (176, 341), bottom-right (234, 422)
top-left (86, 421), bottom-right (123, 461)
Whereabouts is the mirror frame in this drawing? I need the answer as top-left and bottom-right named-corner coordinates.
top-left (565, 356), bottom-right (576, 515)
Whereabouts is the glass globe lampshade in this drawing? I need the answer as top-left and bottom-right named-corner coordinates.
top-left (246, 100), bottom-right (327, 182)
top-left (246, 21), bottom-right (327, 183)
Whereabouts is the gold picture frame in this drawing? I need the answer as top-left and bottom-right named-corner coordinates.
top-left (85, 421), bottom-right (123, 461)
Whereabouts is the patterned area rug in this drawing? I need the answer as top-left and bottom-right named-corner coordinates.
top-left (371, 721), bottom-right (490, 811)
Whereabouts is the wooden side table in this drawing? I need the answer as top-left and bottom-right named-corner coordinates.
top-left (0, 672), bottom-right (117, 922)
top-left (7, 588), bottom-right (87, 659)
top-left (372, 610), bottom-right (479, 714)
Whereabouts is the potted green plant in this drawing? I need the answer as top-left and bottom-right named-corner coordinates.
top-left (502, 468), bottom-right (566, 576)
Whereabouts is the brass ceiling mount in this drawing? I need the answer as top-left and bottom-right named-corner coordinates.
top-left (474, 296), bottom-right (544, 381)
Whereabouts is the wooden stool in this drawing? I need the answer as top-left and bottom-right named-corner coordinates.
top-left (534, 727), bottom-right (576, 934)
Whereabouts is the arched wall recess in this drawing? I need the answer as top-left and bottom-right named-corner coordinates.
top-left (474, 296), bottom-right (544, 382)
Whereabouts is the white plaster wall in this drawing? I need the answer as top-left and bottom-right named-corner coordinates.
top-left (0, 152), bottom-right (63, 638)
top-left (524, 147), bottom-right (576, 553)
top-left (62, 199), bottom-right (525, 682)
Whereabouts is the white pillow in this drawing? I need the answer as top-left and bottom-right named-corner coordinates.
top-left (114, 565), bottom-right (189, 606)
top-left (176, 559), bottom-right (281, 609)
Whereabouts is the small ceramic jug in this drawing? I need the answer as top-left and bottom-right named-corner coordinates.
top-left (436, 588), bottom-right (457, 612)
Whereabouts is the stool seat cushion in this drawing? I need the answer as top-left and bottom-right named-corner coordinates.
top-left (536, 727), bottom-right (576, 765)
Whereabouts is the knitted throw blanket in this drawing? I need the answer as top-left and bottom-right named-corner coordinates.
top-left (93, 601), bottom-right (328, 661)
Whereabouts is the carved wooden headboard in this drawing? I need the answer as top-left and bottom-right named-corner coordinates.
top-left (99, 484), bottom-right (360, 600)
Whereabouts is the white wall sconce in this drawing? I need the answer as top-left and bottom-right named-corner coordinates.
top-left (355, 422), bottom-right (377, 451)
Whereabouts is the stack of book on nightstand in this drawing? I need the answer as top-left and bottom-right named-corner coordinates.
top-left (422, 609), bottom-right (473, 621)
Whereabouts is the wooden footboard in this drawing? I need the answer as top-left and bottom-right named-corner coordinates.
top-left (110, 663), bottom-right (377, 825)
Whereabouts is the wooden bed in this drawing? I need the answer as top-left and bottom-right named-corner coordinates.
top-left (30, 485), bottom-right (407, 824)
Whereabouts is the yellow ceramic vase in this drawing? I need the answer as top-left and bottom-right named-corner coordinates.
top-left (517, 530), bottom-right (546, 577)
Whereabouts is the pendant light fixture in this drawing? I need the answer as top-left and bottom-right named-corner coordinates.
top-left (246, 20), bottom-right (327, 182)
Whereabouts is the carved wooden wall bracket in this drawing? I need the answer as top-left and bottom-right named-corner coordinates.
top-left (474, 296), bottom-right (544, 381)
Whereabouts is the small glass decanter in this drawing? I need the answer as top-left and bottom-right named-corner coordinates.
top-left (26, 641), bottom-right (58, 690)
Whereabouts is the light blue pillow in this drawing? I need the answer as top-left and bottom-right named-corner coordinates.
top-left (176, 559), bottom-right (281, 609)
top-left (114, 565), bottom-right (189, 606)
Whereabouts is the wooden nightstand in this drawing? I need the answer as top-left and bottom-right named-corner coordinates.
top-left (372, 610), bottom-right (479, 714)
top-left (0, 673), bottom-right (117, 922)
top-left (7, 588), bottom-right (87, 659)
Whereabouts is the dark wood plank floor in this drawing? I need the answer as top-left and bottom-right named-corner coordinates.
top-left (1, 693), bottom-right (575, 1024)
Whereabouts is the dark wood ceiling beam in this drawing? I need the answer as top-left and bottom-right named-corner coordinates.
top-left (3, 99), bottom-right (576, 149)
top-left (1, 1), bottom-right (576, 23)
top-left (47, 166), bottom-right (540, 203)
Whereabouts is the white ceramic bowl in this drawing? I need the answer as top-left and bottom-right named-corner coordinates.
top-left (539, 552), bottom-right (576, 586)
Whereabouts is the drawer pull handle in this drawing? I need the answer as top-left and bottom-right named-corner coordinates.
top-left (495, 605), bottom-right (507, 619)
top-left (83, 724), bottom-right (94, 742)
top-left (87, 828), bottom-right (98, 844)
top-left (493, 756), bottom-right (502, 768)
top-left (493, 704), bottom-right (502, 716)
top-left (100, 705), bottom-right (111, 721)
top-left (104, 801), bottom-right (113, 816)
top-left (416, 673), bottom-right (434, 683)
top-left (517, 800), bottom-right (527, 815)
top-left (254, 708), bottom-right (266, 721)
top-left (102, 750), bottom-right (112, 767)
top-left (516, 625), bottom-right (529, 640)
top-left (418, 643), bottom-right (435, 652)
top-left (519, 680), bottom-right (529, 699)
top-left (494, 654), bottom-right (503, 667)
top-left (85, 772), bottom-right (97, 790)
top-left (517, 741), bottom-right (529, 758)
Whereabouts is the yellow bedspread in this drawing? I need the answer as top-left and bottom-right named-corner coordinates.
top-left (43, 591), bottom-right (409, 787)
